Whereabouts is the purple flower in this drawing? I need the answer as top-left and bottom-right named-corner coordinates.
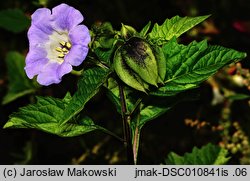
top-left (25, 3), bottom-right (91, 86)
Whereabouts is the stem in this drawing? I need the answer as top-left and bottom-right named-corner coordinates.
top-left (132, 126), bottom-right (140, 164)
top-left (96, 62), bottom-right (110, 70)
top-left (130, 98), bottom-right (142, 116)
top-left (118, 84), bottom-right (134, 164)
top-left (132, 104), bottom-right (142, 165)
top-left (96, 126), bottom-right (124, 142)
top-left (71, 69), bottom-right (83, 76)
top-left (87, 56), bottom-right (110, 70)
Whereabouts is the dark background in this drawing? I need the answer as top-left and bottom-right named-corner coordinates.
top-left (0, 0), bottom-right (250, 164)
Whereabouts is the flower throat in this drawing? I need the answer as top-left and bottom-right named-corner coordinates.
top-left (55, 41), bottom-right (72, 59)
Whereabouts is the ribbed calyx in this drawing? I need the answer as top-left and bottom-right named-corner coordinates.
top-left (114, 37), bottom-right (166, 92)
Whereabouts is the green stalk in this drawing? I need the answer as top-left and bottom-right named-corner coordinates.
top-left (131, 104), bottom-right (142, 164)
top-left (118, 84), bottom-right (134, 164)
top-left (70, 69), bottom-right (83, 76)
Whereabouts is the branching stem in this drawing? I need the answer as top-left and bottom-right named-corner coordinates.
top-left (118, 84), bottom-right (134, 164)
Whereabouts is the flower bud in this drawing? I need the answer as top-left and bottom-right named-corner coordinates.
top-left (120, 24), bottom-right (137, 39)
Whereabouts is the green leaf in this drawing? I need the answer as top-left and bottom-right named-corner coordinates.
top-left (148, 15), bottom-right (210, 44)
top-left (121, 23), bottom-right (137, 39)
top-left (94, 47), bottom-right (114, 66)
top-left (4, 96), bottom-right (97, 137)
top-left (139, 21), bottom-right (151, 37)
top-left (226, 93), bottom-right (250, 101)
top-left (151, 83), bottom-right (199, 96)
top-left (165, 143), bottom-right (230, 165)
top-left (2, 52), bottom-right (36, 105)
top-left (97, 36), bottom-right (116, 49)
top-left (135, 89), bottom-right (199, 128)
top-left (91, 22), bottom-right (116, 49)
top-left (105, 77), bottom-right (140, 114)
top-left (138, 105), bottom-right (170, 128)
top-left (151, 38), bottom-right (247, 96)
top-left (92, 22), bottom-right (114, 34)
top-left (62, 67), bottom-right (111, 124)
top-left (130, 90), bottom-right (200, 164)
top-left (105, 78), bottom-right (122, 113)
top-left (153, 45), bottom-right (166, 82)
top-left (0, 9), bottom-right (30, 33)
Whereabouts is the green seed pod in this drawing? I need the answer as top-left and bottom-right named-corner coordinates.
top-left (113, 47), bottom-right (147, 92)
top-left (113, 37), bottom-right (166, 92)
top-left (122, 37), bottom-right (159, 86)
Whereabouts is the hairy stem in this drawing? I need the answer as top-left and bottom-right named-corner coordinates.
top-left (118, 84), bottom-right (134, 164)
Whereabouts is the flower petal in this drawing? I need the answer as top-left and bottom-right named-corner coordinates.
top-left (52, 3), bottom-right (83, 31)
top-left (28, 25), bottom-right (49, 48)
top-left (37, 63), bottom-right (61, 86)
top-left (69, 25), bottom-right (91, 47)
top-left (25, 3), bottom-right (90, 86)
top-left (25, 47), bottom-right (47, 64)
top-left (58, 63), bottom-right (72, 78)
top-left (25, 46), bottom-right (48, 79)
top-left (24, 58), bottom-right (48, 79)
top-left (64, 45), bottom-right (89, 66)
top-left (31, 8), bottom-right (53, 34)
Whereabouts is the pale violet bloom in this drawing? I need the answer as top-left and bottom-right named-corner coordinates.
top-left (25, 3), bottom-right (91, 85)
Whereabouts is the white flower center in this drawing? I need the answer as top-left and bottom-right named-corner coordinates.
top-left (45, 31), bottom-right (72, 64)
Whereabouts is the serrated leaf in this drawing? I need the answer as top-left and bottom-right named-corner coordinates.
top-left (165, 143), bottom-right (230, 165)
top-left (62, 92), bottom-right (72, 104)
top-left (98, 36), bottom-right (115, 49)
top-left (94, 47), bottom-right (114, 66)
top-left (93, 22), bottom-right (114, 33)
top-left (136, 90), bottom-right (199, 128)
top-left (105, 78), bottom-right (122, 113)
top-left (0, 9), bottom-right (30, 33)
top-left (2, 52), bottom-right (36, 105)
top-left (138, 105), bottom-right (170, 128)
top-left (152, 38), bottom-right (247, 96)
top-left (4, 96), bottom-right (97, 137)
top-left (139, 21), bottom-right (151, 37)
top-left (130, 90), bottom-right (199, 164)
top-left (61, 67), bottom-right (111, 124)
top-left (151, 82), bottom-right (198, 96)
top-left (91, 22), bottom-right (116, 49)
top-left (148, 15), bottom-right (210, 44)
top-left (153, 45), bottom-right (166, 82)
